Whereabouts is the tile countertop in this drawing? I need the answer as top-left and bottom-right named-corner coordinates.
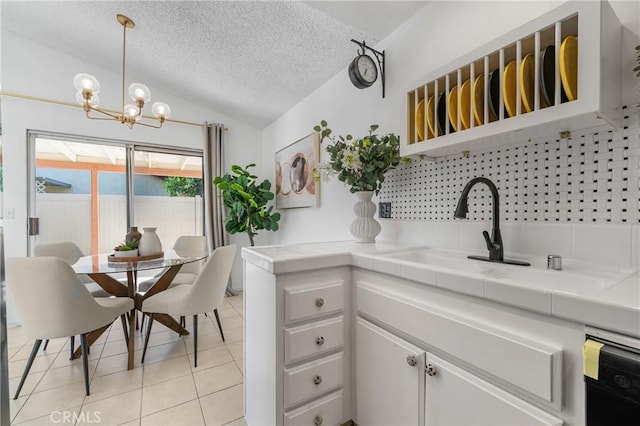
top-left (242, 241), bottom-right (640, 338)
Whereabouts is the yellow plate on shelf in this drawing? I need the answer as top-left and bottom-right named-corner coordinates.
top-left (520, 52), bottom-right (549, 112)
top-left (415, 98), bottom-right (434, 140)
top-left (426, 95), bottom-right (435, 138)
top-left (447, 85), bottom-right (459, 132)
top-left (560, 35), bottom-right (578, 101)
top-left (416, 99), bottom-right (425, 141)
top-left (472, 73), bottom-right (497, 125)
top-left (459, 79), bottom-right (476, 130)
top-left (503, 60), bottom-right (524, 117)
top-left (472, 74), bottom-right (485, 125)
top-left (520, 54), bottom-right (535, 113)
top-left (520, 53), bottom-right (550, 113)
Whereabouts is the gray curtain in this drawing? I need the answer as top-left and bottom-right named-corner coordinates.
top-left (204, 123), bottom-right (237, 295)
top-left (203, 122), bottom-right (227, 253)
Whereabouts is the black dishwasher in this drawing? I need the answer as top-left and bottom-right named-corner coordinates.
top-left (585, 335), bottom-right (640, 425)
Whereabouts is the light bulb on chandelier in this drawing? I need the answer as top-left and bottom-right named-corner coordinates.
top-left (73, 14), bottom-right (171, 129)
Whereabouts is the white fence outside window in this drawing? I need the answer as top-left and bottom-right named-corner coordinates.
top-left (36, 194), bottom-right (203, 254)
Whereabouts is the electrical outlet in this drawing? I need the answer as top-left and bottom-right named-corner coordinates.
top-left (379, 202), bottom-right (391, 219)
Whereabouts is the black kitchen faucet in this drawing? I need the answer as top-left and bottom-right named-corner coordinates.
top-left (454, 177), bottom-right (530, 266)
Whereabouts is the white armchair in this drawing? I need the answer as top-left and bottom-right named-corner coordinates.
top-left (138, 235), bottom-right (207, 291)
top-left (168, 235), bottom-right (208, 285)
top-left (138, 235), bottom-right (214, 331)
top-left (33, 241), bottom-right (111, 356)
top-left (33, 241), bottom-right (110, 297)
top-left (140, 244), bottom-right (236, 367)
top-left (6, 257), bottom-right (134, 398)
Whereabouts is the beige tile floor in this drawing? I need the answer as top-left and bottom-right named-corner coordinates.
top-left (6, 294), bottom-right (246, 426)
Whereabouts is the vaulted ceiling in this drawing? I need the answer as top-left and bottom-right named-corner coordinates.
top-left (2, 1), bottom-right (428, 128)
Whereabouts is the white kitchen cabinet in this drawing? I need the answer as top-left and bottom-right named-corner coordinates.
top-left (355, 317), bottom-right (424, 426)
top-left (243, 244), bottom-right (589, 425)
top-left (353, 268), bottom-right (584, 425)
top-left (244, 262), bottom-right (352, 426)
top-left (424, 353), bottom-right (562, 426)
top-left (355, 317), bottom-right (562, 426)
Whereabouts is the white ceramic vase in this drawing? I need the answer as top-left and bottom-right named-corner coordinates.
top-left (138, 227), bottom-right (163, 256)
top-left (349, 191), bottom-right (381, 243)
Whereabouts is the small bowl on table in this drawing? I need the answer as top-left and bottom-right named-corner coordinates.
top-left (113, 249), bottom-right (138, 258)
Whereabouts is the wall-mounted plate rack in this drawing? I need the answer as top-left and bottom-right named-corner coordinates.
top-left (404, 1), bottom-right (621, 159)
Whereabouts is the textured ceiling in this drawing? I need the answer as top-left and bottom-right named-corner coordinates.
top-left (2, 1), bottom-right (428, 128)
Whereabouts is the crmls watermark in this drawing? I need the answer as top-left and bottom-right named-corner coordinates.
top-left (50, 410), bottom-right (102, 424)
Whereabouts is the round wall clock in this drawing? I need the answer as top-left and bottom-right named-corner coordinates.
top-left (349, 54), bottom-right (378, 89)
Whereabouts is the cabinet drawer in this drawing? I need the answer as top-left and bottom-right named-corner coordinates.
top-left (284, 352), bottom-right (344, 408)
top-left (284, 390), bottom-right (343, 426)
top-left (285, 316), bottom-right (344, 364)
top-left (285, 281), bottom-right (344, 324)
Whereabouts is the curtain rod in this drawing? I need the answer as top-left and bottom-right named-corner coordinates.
top-left (0, 90), bottom-right (228, 130)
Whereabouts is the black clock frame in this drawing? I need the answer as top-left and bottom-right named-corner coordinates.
top-left (349, 54), bottom-right (377, 89)
top-left (349, 39), bottom-right (386, 98)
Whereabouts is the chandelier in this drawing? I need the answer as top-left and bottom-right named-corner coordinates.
top-left (73, 14), bottom-right (171, 129)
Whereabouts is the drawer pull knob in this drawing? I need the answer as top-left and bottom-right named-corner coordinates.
top-left (313, 375), bottom-right (323, 385)
top-left (426, 363), bottom-right (437, 377)
top-left (316, 336), bottom-right (325, 345)
top-left (315, 298), bottom-right (325, 308)
top-left (314, 415), bottom-right (323, 426)
top-left (406, 355), bottom-right (418, 367)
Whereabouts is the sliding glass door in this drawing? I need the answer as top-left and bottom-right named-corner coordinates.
top-left (29, 134), bottom-right (127, 255)
top-left (27, 132), bottom-right (203, 255)
top-left (133, 148), bottom-right (203, 250)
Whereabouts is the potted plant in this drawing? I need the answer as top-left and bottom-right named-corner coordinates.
top-left (113, 239), bottom-right (139, 257)
top-left (214, 163), bottom-right (281, 246)
top-left (313, 120), bottom-right (408, 243)
top-left (313, 121), bottom-right (405, 194)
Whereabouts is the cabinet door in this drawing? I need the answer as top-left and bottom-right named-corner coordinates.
top-left (356, 318), bottom-right (424, 426)
top-left (425, 353), bottom-right (562, 426)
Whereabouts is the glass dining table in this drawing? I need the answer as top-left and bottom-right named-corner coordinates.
top-left (71, 249), bottom-right (207, 370)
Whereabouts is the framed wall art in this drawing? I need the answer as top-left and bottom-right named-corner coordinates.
top-left (275, 132), bottom-right (320, 209)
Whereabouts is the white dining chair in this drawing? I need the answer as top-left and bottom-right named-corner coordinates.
top-left (138, 235), bottom-right (216, 330)
top-left (33, 241), bottom-right (112, 356)
top-left (7, 256), bottom-right (134, 398)
top-left (33, 241), bottom-right (110, 297)
top-left (140, 244), bottom-right (237, 367)
top-left (138, 235), bottom-right (207, 291)
top-left (168, 235), bottom-right (208, 284)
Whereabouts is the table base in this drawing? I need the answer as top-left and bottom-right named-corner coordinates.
top-left (79, 264), bottom-right (190, 369)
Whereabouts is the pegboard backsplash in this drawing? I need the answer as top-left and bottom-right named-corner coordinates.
top-left (379, 114), bottom-right (640, 224)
